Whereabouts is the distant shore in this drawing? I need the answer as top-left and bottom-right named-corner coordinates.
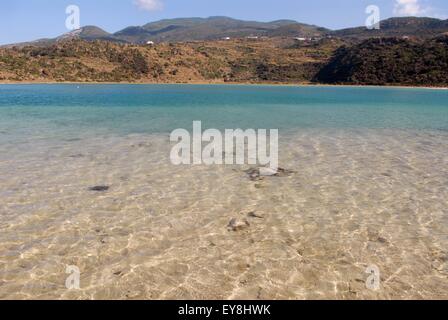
top-left (1, 80), bottom-right (448, 90)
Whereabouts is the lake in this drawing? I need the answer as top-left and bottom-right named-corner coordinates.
top-left (0, 84), bottom-right (447, 299)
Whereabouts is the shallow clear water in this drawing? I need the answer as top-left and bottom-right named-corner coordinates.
top-left (0, 84), bottom-right (447, 299)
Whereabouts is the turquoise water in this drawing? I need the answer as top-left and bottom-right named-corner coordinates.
top-left (1, 84), bottom-right (448, 299)
top-left (0, 84), bottom-right (447, 138)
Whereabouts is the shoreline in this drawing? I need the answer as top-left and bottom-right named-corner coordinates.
top-left (0, 80), bottom-right (448, 90)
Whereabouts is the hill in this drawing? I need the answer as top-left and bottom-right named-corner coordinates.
top-left (332, 17), bottom-right (448, 39)
top-left (57, 26), bottom-right (124, 42)
top-left (0, 38), bottom-right (341, 83)
top-left (13, 17), bottom-right (328, 47)
top-left (114, 16), bottom-right (328, 43)
top-left (5, 16), bottom-right (448, 48)
top-left (315, 36), bottom-right (448, 86)
top-left (2, 31), bottom-right (448, 87)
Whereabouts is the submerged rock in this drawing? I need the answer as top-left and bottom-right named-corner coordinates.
top-left (64, 138), bottom-right (82, 142)
top-left (246, 168), bottom-right (264, 181)
top-left (247, 211), bottom-right (264, 219)
top-left (227, 218), bottom-right (250, 232)
top-left (277, 167), bottom-right (295, 176)
top-left (69, 154), bottom-right (84, 158)
top-left (89, 186), bottom-right (110, 192)
top-left (244, 167), bottom-right (295, 181)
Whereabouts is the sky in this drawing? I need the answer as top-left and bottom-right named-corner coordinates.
top-left (1, 0), bottom-right (447, 45)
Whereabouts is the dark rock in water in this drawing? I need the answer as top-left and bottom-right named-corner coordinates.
top-left (377, 237), bottom-right (388, 244)
top-left (246, 169), bottom-right (264, 181)
top-left (368, 231), bottom-right (388, 245)
top-left (275, 167), bottom-right (296, 177)
top-left (227, 218), bottom-right (250, 232)
top-left (244, 167), bottom-right (295, 181)
top-left (69, 154), bottom-right (84, 158)
top-left (131, 142), bottom-right (151, 148)
top-left (64, 138), bottom-right (82, 142)
top-left (247, 211), bottom-right (264, 219)
top-left (89, 186), bottom-right (110, 192)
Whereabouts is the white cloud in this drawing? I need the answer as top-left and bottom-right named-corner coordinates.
top-left (394, 0), bottom-right (447, 18)
top-left (393, 0), bottom-right (425, 16)
top-left (134, 0), bottom-right (163, 11)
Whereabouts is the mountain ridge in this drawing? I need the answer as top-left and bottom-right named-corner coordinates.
top-left (3, 16), bottom-right (448, 47)
top-left (333, 16), bottom-right (448, 38)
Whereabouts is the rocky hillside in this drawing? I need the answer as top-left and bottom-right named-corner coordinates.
top-left (333, 17), bottom-right (448, 39)
top-left (2, 35), bottom-right (448, 87)
top-left (315, 36), bottom-right (448, 86)
top-left (0, 38), bottom-right (341, 83)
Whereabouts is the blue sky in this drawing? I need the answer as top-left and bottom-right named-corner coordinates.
top-left (1, 0), bottom-right (447, 45)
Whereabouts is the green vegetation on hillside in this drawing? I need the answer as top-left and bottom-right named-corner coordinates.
top-left (6, 16), bottom-right (448, 48)
top-left (1, 35), bottom-right (448, 87)
top-left (333, 17), bottom-right (448, 39)
top-left (0, 38), bottom-right (340, 83)
top-left (315, 36), bottom-right (448, 86)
